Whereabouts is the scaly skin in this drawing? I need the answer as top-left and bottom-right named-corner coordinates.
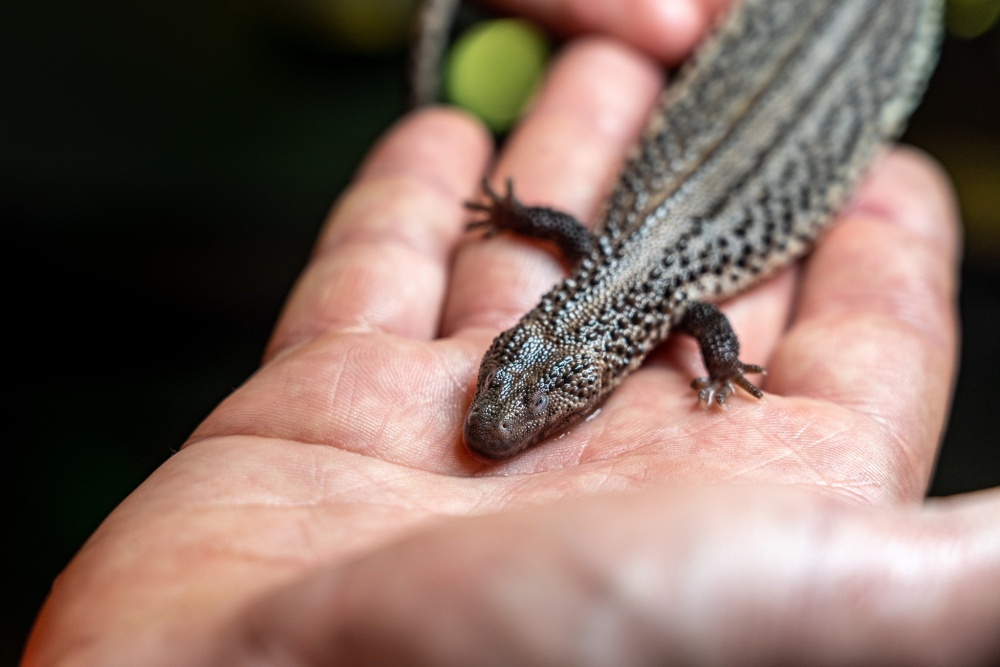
top-left (461, 0), bottom-right (942, 459)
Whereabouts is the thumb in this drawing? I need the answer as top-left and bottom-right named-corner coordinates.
top-left (224, 485), bottom-right (1000, 666)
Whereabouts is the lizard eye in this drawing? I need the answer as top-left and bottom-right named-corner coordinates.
top-left (529, 392), bottom-right (548, 415)
top-left (484, 370), bottom-right (498, 389)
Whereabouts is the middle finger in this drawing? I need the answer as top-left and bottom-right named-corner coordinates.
top-left (442, 38), bottom-right (662, 338)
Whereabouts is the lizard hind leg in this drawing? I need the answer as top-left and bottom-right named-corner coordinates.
top-left (678, 302), bottom-right (766, 408)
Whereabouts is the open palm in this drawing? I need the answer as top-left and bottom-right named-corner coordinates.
top-left (27, 19), bottom-right (998, 667)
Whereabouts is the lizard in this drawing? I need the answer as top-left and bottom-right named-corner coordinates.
top-left (412, 0), bottom-right (943, 460)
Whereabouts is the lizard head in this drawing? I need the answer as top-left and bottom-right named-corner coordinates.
top-left (463, 323), bottom-right (603, 460)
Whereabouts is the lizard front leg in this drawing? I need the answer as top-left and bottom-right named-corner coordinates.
top-left (677, 301), bottom-right (766, 407)
top-left (465, 179), bottom-right (595, 265)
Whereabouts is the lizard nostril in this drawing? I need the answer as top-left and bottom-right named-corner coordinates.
top-left (497, 419), bottom-right (513, 435)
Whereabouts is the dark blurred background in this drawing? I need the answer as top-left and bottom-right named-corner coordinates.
top-left (4, 0), bottom-right (999, 662)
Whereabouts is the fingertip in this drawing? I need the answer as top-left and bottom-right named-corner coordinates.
top-left (503, 0), bottom-right (731, 64)
top-left (356, 106), bottom-right (495, 197)
top-left (632, 0), bottom-right (732, 62)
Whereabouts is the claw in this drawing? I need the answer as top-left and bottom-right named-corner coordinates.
top-left (463, 178), bottom-right (524, 236)
top-left (691, 363), bottom-right (765, 408)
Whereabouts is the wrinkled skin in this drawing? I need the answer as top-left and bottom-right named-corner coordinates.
top-left (24, 1), bottom-right (1000, 665)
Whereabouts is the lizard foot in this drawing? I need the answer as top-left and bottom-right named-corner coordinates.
top-left (691, 363), bottom-right (766, 408)
top-left (464, 178), bottom-right (524, 238)
top-left (463, 178), bottom-right (596, 263)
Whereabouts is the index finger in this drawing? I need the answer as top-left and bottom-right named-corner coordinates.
top-left (265, 109), bottom-right (492, 362)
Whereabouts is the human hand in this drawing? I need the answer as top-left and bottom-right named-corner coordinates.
top-left (25, 2), bottom-right (999, 665)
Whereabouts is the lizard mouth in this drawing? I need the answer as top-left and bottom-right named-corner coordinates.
top-left (462, 405), bottom-right (536, 461)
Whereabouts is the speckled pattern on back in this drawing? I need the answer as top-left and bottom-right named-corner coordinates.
top-left (456, 0), bottom-right (943, 459)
